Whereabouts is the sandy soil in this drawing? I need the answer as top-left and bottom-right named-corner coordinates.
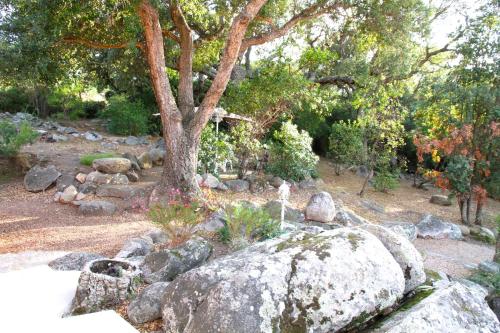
top-left (0, 127), bottom-right (498, 276)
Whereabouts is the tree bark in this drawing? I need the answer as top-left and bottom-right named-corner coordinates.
top-left (359, 170), bottom-right (372, 197)
top-left (138, 1), bottom-right (199, 195)
top-left (475, 201), bottom-right (483, 225)
top-left (494, 235), bottom-right (500, 264)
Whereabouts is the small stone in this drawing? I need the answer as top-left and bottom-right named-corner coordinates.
top-left (122, 152), bottom-right (141, 171)
top-left (470, 226), bottom-right (496, 244)
top-left (216, 182), bottom-right (228, 191)
top-left (56, 172), bottom-right (77, 192)
top-left (459, 225), bottom-right (471, 236)
top-left (138, 152), bottom-right (152, 169)
top-left (145, 229), bottom-right (169, 244)
top-left (201, 173), bottom-right (219, 188)
top-left (75, 192), bottom-right (86, 201)
top-left (224, 179), bottom-right (250, 192)
top-left (78, 182), bottom-right (97, 194)
top-left (60, 185), bottom-right (78, 203)
top-left (270, 176), bottom-right (284, 188)
top-left (298, 178), bottom-right (317, 189)
top-left (126, 170), bottom-right (140, 182)
top-left (54, 192), bottom-right (62, 202)
top-left (75, 173), bottom-right (87, 184)
top-left (430, 194), bottom-right (452, 206)
top-left (79, 200), bottom-right (117, 216)
top-left (149, 148), bottom-right (165, 166)
top-left (47, 134), bottom-right (68, 142)
top-left (84, 131), bottom-right (102, 141)
top-left (125, 136), bottom-right (140, 145)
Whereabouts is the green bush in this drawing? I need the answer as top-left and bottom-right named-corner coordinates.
top-left (218, 204), bottom-right (280, 249)
top-left (266, 121), bottom-right (319, 181)
top-left (79, 152), bottom-right (116, 166)
top-left (198, 123), bottom-right (234, 175)
top-left (373, 170), bottom-right (400, 192)
top-left (230, 122), bottom-right (263, 178)
top-left (0, 121), bottom-right (38, 157)
top-left (100, 95), bottom-right (149, 136)
top-left (329, 121), bottom-right (363, 175)
top-left (0, 87), bottom-right (32, 113)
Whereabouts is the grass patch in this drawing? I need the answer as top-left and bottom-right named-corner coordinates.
top-left (80, 152), bottom-right (116, 166)
top-left (468, 269), bottom-right (500, 294)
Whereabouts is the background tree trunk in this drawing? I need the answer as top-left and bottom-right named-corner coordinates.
top-left (494, 235), bottom-right (500, 264)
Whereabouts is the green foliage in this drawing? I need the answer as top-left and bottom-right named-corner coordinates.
top-left (444, 155), bottom-right (473, 196)
top-left (0, 121), bottom-right (38, 157)
top-left (0, 88), bottom-right (32, 113)
top-left (198, 123), bottom-right (234, 175)
top-left (328, 121), bottom-right (363, 174)
top-left (230, 122), bottom-right (263, 178)
top-left (373, 170), bottom-right (399, 193)
top-left (100, 95), bottom-right (149, 136)
top-left (219, 204), bottom-right (280, 249)
top-left (79, 152), bottom-right (116, 166)
top-left (267, 121), bottom-right (319, 181)
top-left (468, 270), bottom-right (500, 295)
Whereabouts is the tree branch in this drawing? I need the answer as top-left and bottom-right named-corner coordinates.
top-left (240, 3), bottom-right (343, 53)
top-left (315, 75), bottom-right (357, 89)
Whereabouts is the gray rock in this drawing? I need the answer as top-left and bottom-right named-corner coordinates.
top-left (305, 191), bottom-right (336, 223)
top-left (334, 207), bottom-right (369, 226)
top-left (161, 229), bottom-right (406, 333)
top-left (429, 194), bottom-right (452, 206)
top-left (149, 148), bottom-right (165, 166)
top-left (125, 136), bottom-right (140, 145)
top-left (194, 210), bottom-right (226, 232)
top-left (96, 184), bottom-right (152, 199)
top-left (371, 281), bottom-right (500, 333)
top-left (128, 282), bottom-right (170, 324)
top-left (85, 171), bottom-right (129, 185)
top-left (263, 200), bottom-right (305, 223)
top-left (70, 259), bottom-right (139, 314)
top-left (145, 229), bottom-right (169, 245)
top-left (48, 252), bottom-right (105, 271)
top-left (56, 172), bottom-right (77, 191)
top-left (224, 179), bottom-right (250, 192)
top-left (356, 165), bottom-right (371, 178)
top-left (126, 170), bottom-right (140, 182)
top-left (416, 214), bottom-right (463, 240)
top-left (298, 178), bottom-right (317, 189)
top-left (270, 176), bottom-right (284, 188)
top-left (84, 131), bottom-right (103, 141)
top-left (358, 224), bottom-right (426, 293)
top-left (142, 237), bottom-right (212, 283)
top-left (382, 222), bottom-right (418, 242)
top-left (470, 226), bottom-right (496, 244)
top-left (478, 261), bottom-right (500, 274)
top-left (217, 182), bottom-right (228, 191)
top-left (78, 182), bottom-right (98, 195)
top-left (138, 152), bottom-right (152, 169)
top-left (200, 173), bottom-right (219, 188)
top-left (24, 165), bottom-right (61, 192)
top-left (459, 224), bottom-right (471, 236)
top-left (46, 134), bottom-right (68, 142)
top-left (78, 200), bottom-right (117, 216)
top-left (122, 152), bottom-right (141, 171)
top-left (92, 157), bottom-right (131, 174)
top-left (116, 237), bottom-right (154, 259)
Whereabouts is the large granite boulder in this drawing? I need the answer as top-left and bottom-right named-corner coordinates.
top-left (371, 281), bottom-right (500, 332)
top-left (127, 282), bottom-right (170, 324)
top-left (92, 157), bottom-right (131, 174)
top-left (48, 252), bottom-right (105, 271)
top-left (161, 228), bottom-right (406, 332)
top-left (357, 224), bottom-right (425, 294)
top-left (142, 237), bottom-right (212, 283)
top-left (416, 214), bottom-right (462, 240)
top-left (305, 191), bottom-right (336, 223)
top-left (24, 165), bottom-right (61, 192)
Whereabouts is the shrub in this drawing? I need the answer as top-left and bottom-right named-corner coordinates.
top-left (266, 121), bottom-right (319, 181)
top-left (198, 123), bottom-right (234, 175)
top-left (0, 87), bottom-right (32, 113)
top-left (329, 121), bottom-right (363, 175)
top-left (0, 121), bottom-right (38, 157)
top-left (230, 122), bottom-right (263, 178)
top-left (79, 152), bottom-right (116, 166)
top-left (149, 189), bottom-right (206, 247)
top-left (218, 204), bottom-right (280, 249)
top-left (101, 95), bottom-right (149, 136)
top-left (372, 170), bottom-right (399, 192)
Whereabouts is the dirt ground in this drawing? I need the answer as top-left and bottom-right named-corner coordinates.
top-left (0, 125), bottom-right (498, 276)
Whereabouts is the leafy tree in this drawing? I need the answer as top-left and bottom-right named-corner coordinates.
top-left (414, 0), bottom-right (499, 225)
top-left (328, 121), bottom-right (363, 175)
top-left (198, 123), bottom-right (234, 175)
top-left (267, 121), bottom-right (319, 181)
top-left (101, 95), bottom-right (150, 136)
top-left (230, 122), bottom-right (263, 179)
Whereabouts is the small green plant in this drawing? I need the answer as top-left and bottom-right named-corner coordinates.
top-left (372, 170), bottom-right (400, 193)
top-left (79, 152), bottom-right (116, 166)
top-left (0, 121), bottom-right (38, 157)
top-left (101, 95), bottom-right (149, 136)
top-left (149, 189), bottom-right (205, 247)
top-left (218, 204), bottom-right (280, 249)
top-left (468, 269), bottom-right (500, 294)
top-left (266, 121), bottom-right (319, 181)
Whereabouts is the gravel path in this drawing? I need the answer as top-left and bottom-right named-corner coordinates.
top-left (414, 238), bottom-right (495, 277)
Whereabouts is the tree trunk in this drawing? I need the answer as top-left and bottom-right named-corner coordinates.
top-left (494, 235), bottom-right (500, 264)
top-left (466, 196), bottom-right (472, 225)
top-left (359, 170), bottom-right (372, 197)
top-left (475, 201), bottom-right (483, 225)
